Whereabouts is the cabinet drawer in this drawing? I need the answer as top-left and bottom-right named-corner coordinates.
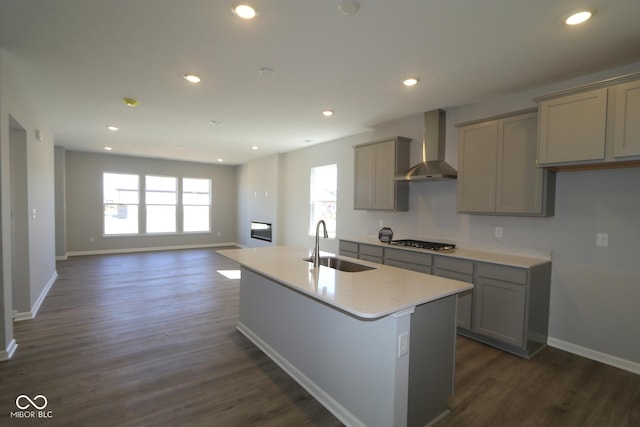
top-left (384, 247), bottom-right (433, 266)
top-left (359, 254), bottom-right (383, 264)
top-left (359, 244), bottom-right (384, 258)
top-left (385, 259), bottom-right (431, 274)
top-left (433, 256), bottom-right (474, 275)
top-left (434, 268), bottom-right (473, 283)
top-left (339, 241), bottom-right (359, 254)
top-left (477, 263), bottom-right (527, 285)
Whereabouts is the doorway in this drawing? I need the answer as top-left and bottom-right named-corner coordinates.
top-left (9, 116), bottom-right (30, 319)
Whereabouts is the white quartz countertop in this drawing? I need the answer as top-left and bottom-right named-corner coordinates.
top-left (219, 246), bottom-right (473, 320)
top-left (341, 237), bottom-right (550, 268)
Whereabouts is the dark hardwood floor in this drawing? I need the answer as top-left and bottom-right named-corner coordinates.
top-left (0, 248), bottom-right (638, 426)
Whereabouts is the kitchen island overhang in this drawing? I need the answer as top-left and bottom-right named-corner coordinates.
top-left (219, 246), bottom-right (473, 427)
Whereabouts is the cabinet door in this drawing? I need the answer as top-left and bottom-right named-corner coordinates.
top-left (433, 256), bottom-right (474, 330)
top-left (614, 80), bottom-right (640, 158)
top-left (457, 121), bottom-right (498, 212)
top-left (372, 140), bottom-right (397, 209)
top-left (354, 144), bottom-right (375, 209)
top-left (496, 112), bottom-right (543, 214)
top-left (434, 269), bottom-right (473, 330)
top-left (538, 88), bottom-right (608, 164)
top-left (472, 277), bottom-right (526, 348)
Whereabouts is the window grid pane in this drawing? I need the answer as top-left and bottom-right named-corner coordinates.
top-left (146, 205), bottom-right (177, 233)
top-left (184, 206), bottom-right (210, 232)
top-left (309, 164), bottom-right (337, 238)
top-left (104, 173), bottom-right (139, 235)
top-left (183, 178), bottom-right (211, 232)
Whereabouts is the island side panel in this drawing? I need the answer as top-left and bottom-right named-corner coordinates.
top-left (407, 295), bottom-right (457, 427)
top-left (238, 267), bottom-right (410, 427)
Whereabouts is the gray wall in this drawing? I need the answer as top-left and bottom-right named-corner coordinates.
top-left (54, 146), bottom-right (66, 258)
top-left (240, 61), bottom-right (640, 369)
top-left (63, 150), bottom-right (238, 254)
top-left (1, 49), bottom-right (57, 357)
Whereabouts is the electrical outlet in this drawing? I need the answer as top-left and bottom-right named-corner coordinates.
top-left (596, 233), bottom-right (609, 247)
top-left (379, 219), bottom-right (384, 228)
top-left (495, 227), bottom-right (504, 238)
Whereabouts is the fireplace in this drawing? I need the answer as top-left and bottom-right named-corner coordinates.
top-left (250, 221), bottom-right (272, 242)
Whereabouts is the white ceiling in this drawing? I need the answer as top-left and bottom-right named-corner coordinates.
top-left (1, 0), bottom-right (640, 165)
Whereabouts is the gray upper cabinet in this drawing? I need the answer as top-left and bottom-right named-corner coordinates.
top-left (613, 79), bottom-right (640, 158)
top-left (535, 73), bottom-right (640, 167)
top-left (354, 137), bottom-right (410, 211)
top-left (538, 88), bottom-right (608, 164)
top-left (457, 111), bottom-right (555, 216)
top-left (457, 120), bottom-right (498, 213)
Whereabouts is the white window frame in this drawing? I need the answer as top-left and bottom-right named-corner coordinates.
top-left (309, 164), bottom-right (337, 238)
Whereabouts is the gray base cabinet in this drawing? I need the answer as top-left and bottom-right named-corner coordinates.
top-left (432, 256), bottom-right (474, 330)
top-left (472, 275), bottom-right (526, 348)
top-left (339, 239), bottom-right (552, 358)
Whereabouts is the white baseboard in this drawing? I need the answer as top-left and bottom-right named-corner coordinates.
top-left (66, 242), bottom-right (240, 257)
top-left (0, 339), bottom-right (18, 361)
top-left (547, 337), bottom-right (640, 375)
top-left (237, 322), bottom-right (366, 427)
top-left (13, 271), bottom-right (58, 322)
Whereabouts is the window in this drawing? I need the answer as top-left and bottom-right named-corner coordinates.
top-left (103, 173), bottom-right (211, 236)
top-left (183, 178), bottom-right (211, 232)
top-left (146, 175), bottom-right (177, 233)
top-left (309, 164), bottom-right (337, 238)
top-left (103, 173), bottom-right (139, 235)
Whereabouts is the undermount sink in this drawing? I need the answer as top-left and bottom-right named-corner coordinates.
top-left (304, 256), bottom-right (375, 272)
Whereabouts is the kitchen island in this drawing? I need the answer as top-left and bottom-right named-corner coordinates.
top-left (219, 246), bottom-right (472, 427)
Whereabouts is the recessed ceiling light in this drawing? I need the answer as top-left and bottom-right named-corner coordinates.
top-left (123, 97), bottom-right (138, 107)
top-left (176, 146), bottom-right (185, 150)
top-left (322, 110), bottom-right (334, 117)
top-left (106, 125), bottom-right (119, 131)
top-left (402, 78), bottom-right (420, 87)
top-left (565, 10), bottom-right (593, 25)
top-left (104, 146), bottom-right (113, 151)
top-left (259, 67), bottom-right (274, 77)
top-left (217, 158), bottom-right (224, 162)
top-left (338, 0), bottom-right (360, 15)
top-left (251, 145), bottom-right (259, 150)
top-left (232, 3), bottom-right (258, 19)
top-left (183, 74), bottom-right (201, 83)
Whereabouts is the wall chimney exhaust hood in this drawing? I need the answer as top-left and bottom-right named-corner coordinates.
top-left (394, 109), bottom-right (457, 181)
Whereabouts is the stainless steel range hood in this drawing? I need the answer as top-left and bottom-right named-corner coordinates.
top-left (394, 109), bottom-right (457, 181)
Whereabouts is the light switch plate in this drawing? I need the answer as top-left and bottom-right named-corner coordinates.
top-left (596, 233), bottom-right (609, 247)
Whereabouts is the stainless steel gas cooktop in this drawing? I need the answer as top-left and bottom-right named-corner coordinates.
top-left (389, 239), bottom-right (456, 251)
